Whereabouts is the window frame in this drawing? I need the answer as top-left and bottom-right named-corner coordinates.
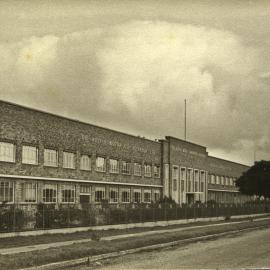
top-left (0, 141), bottom-right (16, 163)
top-left (44, 148), bottom-right (58, 167)
top-left (80, 154), bottom-right (91, 171)
top-left (96, 156), bottom-right (106, 172)
top-left (63, 151), bottom-right (75, 169)
top-left (134, 162), bottom-right (142, 176)
top-left (20, 182), bottom-right (37, 203)
top-left (109, 159), bottom-right (119, 174)
top-left (42, 184), bottom-right (57, 204)
top-left (22, 145), bottom-right (38, 165)
top-left (0, 181), bottom-right (14, 203)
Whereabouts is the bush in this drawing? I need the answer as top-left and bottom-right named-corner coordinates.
top-left (35, 204), bottom-right (96, 229)
top-left (0, 205), bottom-right (25, 232)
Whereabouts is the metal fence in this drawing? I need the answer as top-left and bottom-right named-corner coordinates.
top-left (0, 203), bottom-right (269, 233)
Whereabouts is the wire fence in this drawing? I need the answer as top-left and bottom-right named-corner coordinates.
top-left (0, 203), bottom-right (269, 233)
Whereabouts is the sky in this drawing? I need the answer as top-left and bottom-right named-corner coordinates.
top-left (0, 0), bottom-right (270, 165)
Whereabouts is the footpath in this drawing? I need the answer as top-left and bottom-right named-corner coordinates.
top-left (0, 213), bottom-right (269, 255)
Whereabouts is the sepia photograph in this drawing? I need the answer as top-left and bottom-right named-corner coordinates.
top-left (0, 0), bottom-right (270, 269)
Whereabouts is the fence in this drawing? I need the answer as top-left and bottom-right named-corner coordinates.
top-left (0, 203), bottom-right (269, 233)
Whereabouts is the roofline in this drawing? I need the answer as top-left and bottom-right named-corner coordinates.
top-left (165, 136), bottom-right (207, 149)
top-left (0, 99), bottom-right (160, 145)
top-left (208, 155), bottom-right (250, 168)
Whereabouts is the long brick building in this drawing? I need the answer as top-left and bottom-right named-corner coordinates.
top-left (0, 100), bottom-right (250, 208)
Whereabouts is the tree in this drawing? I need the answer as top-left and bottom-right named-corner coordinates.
top-left (236, 160), bottom-right (270, 198)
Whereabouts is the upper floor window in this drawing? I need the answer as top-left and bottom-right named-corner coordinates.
top-left (134, 163), bottom-right (142, 176)
top-left (216, 175), bottom-right (220, 185)
top-left (80, 155), bottom-right (91, 171)
top-left (187, 168), bottom-right (193, 181)
top-left (96, 157), bottom-right (106, 172)
top-left (194, 170), bottom-right (199, 181)
top-left (0, 142), bottom-right (15, 163)
top-left (153, 165), bottom-right (160, 178)
top-left (44, 149), bottom-right (58, 167)
top-left (180, 168), bottom-right (186, 180)
top-left (211, 174), bottom-right (216, 184)
top-left (200, 171), bottom-right (205, 182)
top-left (221, 176), bottom-right (225, 185)
top-left (22, 146), bottom-right (38, 165)
top-left (172, 166), bottom-right (179, 179)
top-left (109, 159), bottom-right (119, 173)
top-left (144, 164), bottom-right (152, 177)
top-left (122, 161), bottom-right (131, 174)
top-left (63, 152), bottom-right (75, 169)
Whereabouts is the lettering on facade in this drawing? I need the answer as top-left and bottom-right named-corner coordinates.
top-left (81, 135), bottom-right (156, 155)
top-left (210, 163), bottom-right (231, 171)
top-left (171, 145), bottom-right (206, 158)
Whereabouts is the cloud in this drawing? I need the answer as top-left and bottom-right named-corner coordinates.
top-left (0, 20), bottom-right (269, 164)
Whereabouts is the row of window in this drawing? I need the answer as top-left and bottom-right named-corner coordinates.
top-left (0, 181), bottom-right (161, 204)
top-left (0, 142), bottom-right (160, 178)
top-left (209, 174), bottom-right (236, 186)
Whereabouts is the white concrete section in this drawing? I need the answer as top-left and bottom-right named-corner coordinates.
top-left (0, 174), bottom-right (163, 188)
top-left (0, 213), bottom-right (268, 239)
top-left (163, 164), bottom-right (169, 197)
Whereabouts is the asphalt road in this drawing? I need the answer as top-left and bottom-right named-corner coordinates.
top-left (75, 227), bottom-right (270, 269)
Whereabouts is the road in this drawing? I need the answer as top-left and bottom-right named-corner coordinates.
top-left (73, 227), bottom-right (270, 269)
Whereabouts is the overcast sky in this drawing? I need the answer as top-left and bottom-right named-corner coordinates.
top-left (1, 0), bottom-right (270, 165)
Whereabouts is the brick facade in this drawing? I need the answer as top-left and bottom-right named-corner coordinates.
top-left (0, 100), bottom-right (251, 206)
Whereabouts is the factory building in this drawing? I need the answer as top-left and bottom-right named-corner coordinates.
top-left (0, 100), bottom-right (250, 208)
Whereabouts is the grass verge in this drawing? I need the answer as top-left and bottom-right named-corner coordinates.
top-left (0, 218), bottom-right (270, 270)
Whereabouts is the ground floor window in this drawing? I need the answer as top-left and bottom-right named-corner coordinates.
top-left (21, 182), bottom-right (37, 202)
top-left (95, 186), bottom-right (105, 202)
top-left (121, 188), bottom-right (130, 203)
top-left (0, 181), bottom-right (14, 203)
top-left (42, 184), bottom-right (57, 203)
top-left (109, 187), bottom-right (118, 203)
top-left (143, 190), bottom-right (151, 203)
top-left (133, 189), bottom-right (141, 203)
top-left (61, 184), bottom-right (75, 203)
top-left (153, 190), bottom-right (160, 202)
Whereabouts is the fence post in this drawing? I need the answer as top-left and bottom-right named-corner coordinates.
top-left (13, 204), bottom-right (16, 232)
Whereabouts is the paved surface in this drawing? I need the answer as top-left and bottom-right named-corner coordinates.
top-left (0, 220), bottom-right (247, 255)
top-left (75, 227), bottom-right (270, 269)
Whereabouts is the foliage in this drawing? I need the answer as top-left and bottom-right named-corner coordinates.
top-left (236, 160), bottom-right (270, 198)
top-left (0, 204), bottom-right (25, 232)
top-left (35, 203), bottom-right (96, 229)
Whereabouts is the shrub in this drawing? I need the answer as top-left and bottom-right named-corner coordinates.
top-left (0, 205), bottom-right (25, 232)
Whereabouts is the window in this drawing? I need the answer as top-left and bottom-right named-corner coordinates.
top-left (21, 182), bottom-right (36, 202)
top-left (172, 166), bottom-right (179, 179)
top-left (44, 149), bottom-right (58, 167)
top-left (63, 152), bottom-right (75, 169)
top-left (216, 175), bottom-right (220, 185)
top-left (61, 184), bottom-right (75, 203)
top-left (144, 164), bottom-right (152, 177)
top-left (80, 185), bottom-right (91, 194)
top-left (134, 163), bottom-right (142, 176)
top-left (211, 174), bottom-right (215, 184)
top-left (201, 182), bottom-right (204, 192)
top-left (133, 189), bottom-right (141, 203)
top-left (0, 142), bottom-right (15, 162)
top-left (153, 165), bottom-right (160, 178)
top-left (80, 155), bottom-right (91, 171)
top-left (22, 146), bottom-right (38, 165)
top-left (180, 168), bottom-right (186, 180)
top-left (95, 186), bottom-right (105, 202)
top-left (229, 177), bottom-right (233, 186)
top-left (121, 188), bottom-right (130, 203)
top-left (187, 169), bottom-right (193, 192)
top-left (181, 180), bottom-right (185, 192)
top-left (194, 170), bottom-right (199, 181)
top-left (109, 187), bottom-right (118, 203)
top-left (42, 184), bottom-right (57, 203)
top-left (96, 157), bottom-right (106, 172)
top-left (153, 190), bottom-right (160, 202)
top-left (194, 181), bottom-right (198, 192)
top-left (173, 179), bottom-right (177, 191)
top-left (143, 190), bottom-right (151, 203)
top-left (122, 161), bottom-right (131, 174)
top-left (0, 181), bottom-right (14, 203)
top-left (221, 176), bottom-right (225, 185)
top-left (109, 159), bottom-right (119, 173)
top-left (200, 171), bottom-right (205, 182)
